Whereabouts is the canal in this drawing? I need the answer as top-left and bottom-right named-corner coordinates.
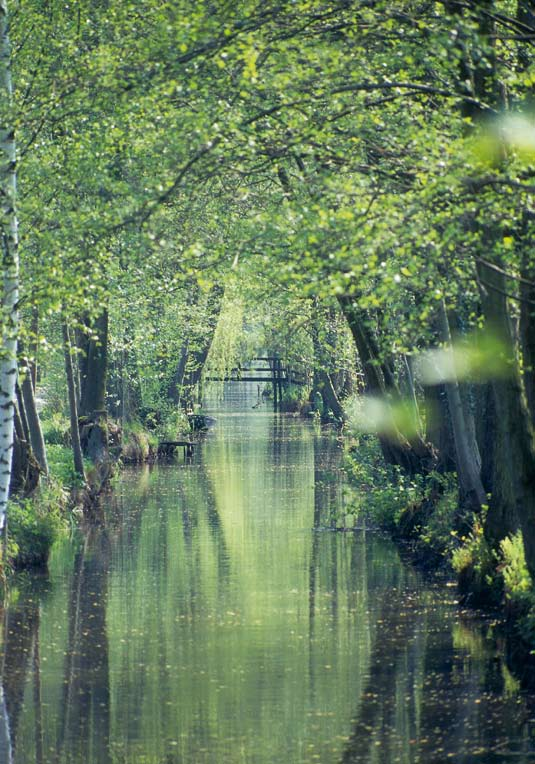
top-left (2, 391), bottom-right (535, 763)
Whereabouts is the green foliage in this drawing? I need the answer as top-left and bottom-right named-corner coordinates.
top-left (8, 482), bottom-right (68, 568)
top-left (451, 521), bottom-right (491, 576)
top-left (122, 420), bottom-right (158, 463)
top-left (344, 435), bottom-right (423, 531)
top-left (417, 475), bottom-right (460, 557)
top-left (154, 407), bottom-right (190, 441)
top-left (346, 435), bottom-right (463, 562)
top-left (497, 533), bottom-right (535, 646)
top-left (47, 444), bottom-right (90, 487)
top-left (501, 533), bottom-right (532, 598)
top-left (280, 384), bottom-right (309, 414)
top-left (42, 412), bottom-right (71, 446)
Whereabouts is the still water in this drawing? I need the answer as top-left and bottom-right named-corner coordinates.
top-left (2, 393), bottom-right (535, 763)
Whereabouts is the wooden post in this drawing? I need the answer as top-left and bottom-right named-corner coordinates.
top-left (278, 359), bottom-right (283, 406)
top-left (273, 359), bottom-right (278, 410)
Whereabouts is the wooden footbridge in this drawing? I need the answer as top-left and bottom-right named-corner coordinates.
top-left (205, 357), bottom-right (308, 407)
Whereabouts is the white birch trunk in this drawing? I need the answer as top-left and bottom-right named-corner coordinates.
top-left (0, 0), bottom-right (19, 533)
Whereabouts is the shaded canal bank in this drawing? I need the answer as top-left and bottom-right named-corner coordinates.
top-left (2, 405), bottom-right (535, 763)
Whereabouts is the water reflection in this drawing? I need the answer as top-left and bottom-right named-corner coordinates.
top-left (56, 527), bottom-right (111, 764)
top-left (342, 585), bottom-right (535, 763)
top-left (2, 405), bottom-right (535, 763)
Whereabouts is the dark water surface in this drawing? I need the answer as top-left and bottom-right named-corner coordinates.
top-left (3, 401), bottom-right (535, 763)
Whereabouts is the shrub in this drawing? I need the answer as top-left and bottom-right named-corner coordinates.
top-left (280, 384), bottom-right (309, 414)
top-left (417, 474), bottom-right (459, 556)
top-left (501, 532), bottom-right (532, 598)
top-left (344, 435), bottom-right (427, 531)
top-left (47, 444), bottom-right (90, 487)
top-left (7, 481), bottom-right (68, 568)
top-left (157, 407), bottom-right (190, 440)
top-left (496, 532), bottom-right (535, 645)
top-left (122, 420), bottom-right (157, 463)
top-left (42, 412), bottom-right (71, 446)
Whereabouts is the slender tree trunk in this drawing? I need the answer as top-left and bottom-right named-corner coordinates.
top-left (168, 285), bottom-right (223, 409)
top-left (167, 343), bottom-right (189, 406)
top-left (477, 260), bottom-right (521, 544)
top-left (62, 323), bottom-right (86, 481)
top-left (475, 381), bottom-right (496, 494)
top-left (29, 307), bottom-right (38, 389)
top-left (423, 381), bottom-right (456, 473)
top-left (309, 301), bottom-right (347, 420)
top-left (9, 395), bottom-right (38, 496)
top-left (402, 355), bottom-right (423, 435)
top-left (20, 370), bottom-right (47, 476)
top-left (0, 0), bottom-right (19, 534)
top-left (15, 384), bottom-right (29, 444)
top-left (75, 324), bottom-right (89, 407)
top-left (437, 300), bottom-right (486, 513)
top-left (78, 311), bottom-right (109, 464)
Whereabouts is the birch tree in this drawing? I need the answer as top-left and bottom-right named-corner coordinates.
top-left (0, 0), bottom-right (18, 534)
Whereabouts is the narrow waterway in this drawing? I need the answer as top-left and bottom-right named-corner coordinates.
top-left (3, 392), bottom-right (535, 763)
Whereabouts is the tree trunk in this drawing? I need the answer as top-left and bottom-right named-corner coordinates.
top-left (75, 324), bottom-right (88, 407)
top-left (62, 323), bottom-right (86, 481)
top-left (437, 300), bottom-right (486, 514)
top-left (78, 310), bottom-right (109, 463)
top-left (79, 310), bottom-right (108, 418)
top-left (423, 381), bottom-right (456, 473)
top-left (318, 370), bottom-right (346, 422)
top-left (338, 295), bottom-right (434, 474)
top-left (475, 381), bottom-right (496, 494)
top-left (477, 259), bottom-right (535, 572)
top-left (168, 285), bottom-right (223, 409)
top-left (20, 368), bottom-right (47, 476)
top-left (29, 306), bottom-right (38, 389)
top-left (167, 343), bottom-right (189, 407)
top-left (0, 0), bottom-right (19, 534)
top-left (402, 355), bottom-right (423, 436)
top-left (520, 230), bottom-right (535, 427)
top-left (9, 394), bottom-right (39, 496)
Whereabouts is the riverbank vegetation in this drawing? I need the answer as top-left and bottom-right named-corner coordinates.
top-left (2, 0), bottom-right (535, 657)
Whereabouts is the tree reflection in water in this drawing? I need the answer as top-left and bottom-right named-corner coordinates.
top-left (342, 585), bottom-right (535, 763)
top-left (56, 526), bottom-right (111, 764)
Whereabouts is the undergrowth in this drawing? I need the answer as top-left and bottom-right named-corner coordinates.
top-left (498, 532), bottom-right (535, 645)
top-left (7, 480), bottom-right (69, 568)
top-left (122, 419), bottom-right (158, 462)
top-left (47, 444), bottom-right (91, 487)
top-left (345, 434), bottom-right (469, 565)
top-left (345, 434), bottom-right (535, 650)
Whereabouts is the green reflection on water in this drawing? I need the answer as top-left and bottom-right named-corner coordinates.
top-left (2, 411), bottom-right (535, 764)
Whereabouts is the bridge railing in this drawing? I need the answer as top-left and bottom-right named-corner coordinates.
top-left (204, 357), bottom-right (309, 387)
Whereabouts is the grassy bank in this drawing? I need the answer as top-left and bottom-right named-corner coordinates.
top-left (4, 407), bottom-right (195, 573)
top-left (344, 435), bottom-right (535, 679)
